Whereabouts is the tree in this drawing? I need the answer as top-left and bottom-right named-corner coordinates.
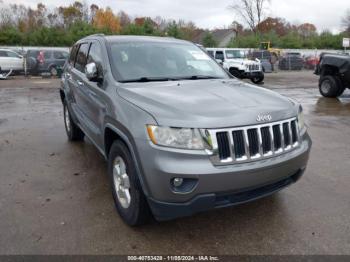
top-left (118, 11), bottom-right (131, 28)
top-left (166, 21), bottom-right (183, 38)
top-left (342, 9), bottom-right (350, 33)
top-left (256, 17), bottom-right (290, 36)
top-left (92, 7), bottom-right (121, 33)
top-left (202, 32), bottom-right (217, 47)
top-left (58, 2), bottom-right (84, 28)
top-left (297, 23), bottom-right (317, 38)
top-left (179, 21), bottom-right (197, 41)
top-left (230, 0), bottom-right (270, 33)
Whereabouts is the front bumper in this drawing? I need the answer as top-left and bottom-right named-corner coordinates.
top-left (149, 168), bottom-right (304, 221)
top-left (135, 133), bottom-right (311, 221)
top-left (242, 71), bottom-right (264, 79)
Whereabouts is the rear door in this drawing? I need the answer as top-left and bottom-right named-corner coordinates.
top-left (5, 50), bottom-right (23, 70)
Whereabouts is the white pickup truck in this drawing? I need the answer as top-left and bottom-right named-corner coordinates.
top-left (207, 48), bottom-right (264, 84)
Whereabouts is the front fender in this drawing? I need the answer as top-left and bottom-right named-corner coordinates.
top-left (103, 119), bottom-right (151, 197)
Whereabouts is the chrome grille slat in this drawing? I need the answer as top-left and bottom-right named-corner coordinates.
top-left (209, 117), bottom-right (300, 165)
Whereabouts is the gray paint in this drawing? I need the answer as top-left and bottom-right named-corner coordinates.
top-left (61, 35), bottom-right (311, 219)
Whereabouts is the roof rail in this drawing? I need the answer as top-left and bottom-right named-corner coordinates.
top-left (85, 33), bottom-right (105, 38)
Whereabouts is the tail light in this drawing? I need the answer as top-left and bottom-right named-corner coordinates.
top-left (37, 51), bottom-right (45, 64)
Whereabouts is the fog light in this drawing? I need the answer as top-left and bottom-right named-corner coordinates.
top-left (173, 178), bottom-right (184, 187)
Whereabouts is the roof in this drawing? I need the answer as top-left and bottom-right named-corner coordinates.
top-left (82, 34), bottom-right (191, 44)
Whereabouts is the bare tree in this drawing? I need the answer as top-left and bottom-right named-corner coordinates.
top-left (229, 0), bottom-right (269, 33)
top-left (342, 9), bottom-right (350, 33)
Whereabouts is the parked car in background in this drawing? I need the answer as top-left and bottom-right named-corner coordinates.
top-left (251, 50), bottom-right (273, 73)
top-left (207, 48), bottom-right (264, 84)
top-left (279, 52), bottom-right (304, 70)
top-left (26, 49), bottom-right (69, 76)
top-left (304, 55), bottom-right (319, 70)
top-left (0, 49), bottom-right (24, 74)
top-left (315, 53), bottom-right (350, 98)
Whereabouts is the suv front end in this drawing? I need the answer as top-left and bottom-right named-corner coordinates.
top-left (131, 103), bottom-right (311, 221)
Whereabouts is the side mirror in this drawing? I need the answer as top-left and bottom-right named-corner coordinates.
top-left (85, 62), bottom-right (100, 82)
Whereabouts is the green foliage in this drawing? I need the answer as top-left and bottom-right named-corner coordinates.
top-left (0, 26), bottom-right (23, 45)
top-left (166, 21), bottom-right (183, 39)
top-left (121, 20), bottom-right (162, 36)
top-left (202, 32), bottom-right (217, 47)
top-left (228, 31), bottom-right (346, 49)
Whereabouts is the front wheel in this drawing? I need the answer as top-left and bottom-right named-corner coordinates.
top-left (108, 141), bottom-right (152, 226)
top-left (319, 75), bottom-right (344, 98)
top-left (63, 102), bottom-right (84, 141)
top-left (251, 75), bottom-right (264, 84)
top-left (229, 68), bottom-right (241, 78)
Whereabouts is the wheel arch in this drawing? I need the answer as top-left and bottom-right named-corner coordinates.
top-left (103, 123), bottom-right (150, 197)
top-left (320, 64), bottom-right (340, 76)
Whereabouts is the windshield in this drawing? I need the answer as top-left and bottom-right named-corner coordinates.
top-left (225, 50), bottom-right (247, 59)
top-left (109, 41), bottom-right (229, 82)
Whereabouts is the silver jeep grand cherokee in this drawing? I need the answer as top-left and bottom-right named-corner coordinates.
top-left (60, 35), bottom-right (312, 226)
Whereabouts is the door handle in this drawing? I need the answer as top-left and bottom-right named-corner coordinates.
top-left (77, 80), bottom-right (84, 86)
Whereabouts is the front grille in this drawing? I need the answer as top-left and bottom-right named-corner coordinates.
top-left (211, 118), bottom-right (300, 165)
top-left (232, 130), bottom-right (245, 159)
top-left (248, 64), bottom-right (260, 71)
top-left (216, 132), bottom-right (230, 160)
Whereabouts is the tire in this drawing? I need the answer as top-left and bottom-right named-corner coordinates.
top-left (319, 75), bottom-right (344, 98)
top-left (49, 66), bottom-right (58, 77)
top-left (251, 74), bottom-right (265, 84)
top-left (63, 101), bottom-right (84, 141)
top-left (229, 68), bottom-right (241, 78)
top-left (108, 140), bottom-right (151, 226)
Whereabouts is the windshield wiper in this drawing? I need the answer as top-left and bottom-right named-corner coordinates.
top-left (176, 75), bottom-right (224, 80)
top-left (120, 77), bottom-right (176, 83)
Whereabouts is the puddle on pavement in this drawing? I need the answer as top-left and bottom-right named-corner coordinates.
top-left (313, 96), bottom-right (350, 116)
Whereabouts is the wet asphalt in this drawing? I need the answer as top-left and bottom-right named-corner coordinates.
top-left (0, 72), bottom-right (349, 255)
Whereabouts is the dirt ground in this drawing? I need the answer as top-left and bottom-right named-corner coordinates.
top-left (0, 71), bottom-right (349, 255)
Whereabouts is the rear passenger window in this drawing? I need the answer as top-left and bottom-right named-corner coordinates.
top-left (74, 43), bottom-right (90, 73)
top-left (0, 50), bottom-right (8, 57)
top-left (44, 51), bottom-right (51, 59)
top-left (69, 45), bottom-right (79, 65)
top-left (54, 51), bottom-right (66, 59)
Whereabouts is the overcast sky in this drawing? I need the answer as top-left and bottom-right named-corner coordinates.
top-left (4, 0), bottom-right (349, 33)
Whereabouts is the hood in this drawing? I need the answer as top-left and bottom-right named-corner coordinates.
top-left (118, 79), bottom-right (298, 128)
top-left (226, 58), bottom-right (259, 65)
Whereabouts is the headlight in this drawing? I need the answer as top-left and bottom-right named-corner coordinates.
top-left (297, 106), bottom-right (305, 131)
top-left (147, 125), bottom-right (207, 150)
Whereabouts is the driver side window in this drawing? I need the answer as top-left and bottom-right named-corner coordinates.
top-left (215, 51), bottom-right (224, 61)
